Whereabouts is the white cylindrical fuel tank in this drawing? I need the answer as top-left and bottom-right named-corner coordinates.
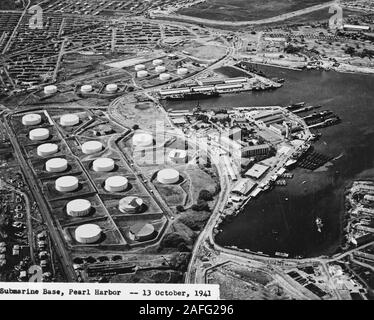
top-left (29, 128), bottom-right (49, 141)
top-left (75, 224), bottom-right (102, 244)
top-left (133, 223), bottom-right (155, 242)
top-left (104, 176), bottom-right (128, 192)
top-left (137, 70), bottom-right (148, 78)
top-left (66, 199), bottom-right (91, 217)
top-left (37, 143), bottom-right (58, 157)
top-left (152, 59), bottom-right (163, 66)
top-left (105, 83), bottom-right (118, 93)
top-left (81, 141), bottom-right (103, 155)
top-left (60, 114), bottom-right (80, 127)
top-left (80, 85), bottom-right (93, 93)
top-left (177, 67), bottom-right (188, 75)
top-left (92, 158), bottom-right (114, 172)
top-left (135, 64), bottom-right (146, 71)
top-left (132, 133), bottom-right (153, 148)
top-left (155, 65), bottom-right (166, 73)
top-left (45, 158), bottom-right (68, 173)
top-left (159, 73), bottom-right (171, 81)
top-left (44, 85), bottom-right (57, 95)
top-left (157, 168), bottom-right (180, 184)
top-left (55, 176), bottom-right (79, 192)
top-left (119, 196), bottom-right (144, 214)
top-left (22, 113), bottom-right (41, 126)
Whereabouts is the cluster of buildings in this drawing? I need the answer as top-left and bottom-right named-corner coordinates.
top-left (346, 181), bottom-right (374, 246)
top-left (159, 77), bottom-right (251, 99)
top-left (0, 7), bottom-right (195, 94)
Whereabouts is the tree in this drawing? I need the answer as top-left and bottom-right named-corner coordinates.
top-left (192, 200), bottom-right (210, 212)
top-left (176, 205), bottom-right (185, 213)
top-left (198, 190), bottom-right (213, 201)
top-left (132, 124), bottom-right (139, 130)
top-left (344, 46), bottom-right (356, 56)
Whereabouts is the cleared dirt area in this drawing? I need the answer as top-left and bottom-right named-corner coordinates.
top-left (178, 0), bottom-right (331, 22)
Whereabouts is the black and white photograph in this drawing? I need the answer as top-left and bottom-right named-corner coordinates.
top-left (0, 0), bottom-right (374, 306)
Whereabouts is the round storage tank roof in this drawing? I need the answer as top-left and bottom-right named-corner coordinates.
top-left (29, 128), bottom-right (49, 141)
top-left (105, 176), bottom-right (128, 192)
top-left (81, 85), bottom-right (93, 93)
top-left (135, 64), bottom-right (146, 71)
top-left (75, 224), bottom-right (102, 244)
top-left (67, 199), bottom-right (91, 217)
top-left (55, 176), bottom-right (79, 193)
top-left (60, 114), bottom-right (79, 127)
top-left (46, 158), bottom-right (68, 173)
top-left (22, 113), bottom-right (41, 126)
top-left (119, 196), bottom-right (144, 214)
top-left (136, 223), bottom-right (155, 238)
top-left (157, 168), bottom-right (180, 184)
top-left (152, 59), bottom-right (163, 66)
top-left (44, 85), bottom-right (57, 95)
top-left (106, 83), bottom-right (118, 93)
top-left (137, 70), bottom-right (148, 78)
top-left (132, 133), bottom-right (153, 148)
top-left (130, 223), bottom-right (155, 242)
top-left (81, 141), bottom-right (103, 155)
top-left (177, 67), bottom-right (188, 75)
top-left (92, 157), bottom-right (114, 172)
top-left (37, 143), bottom-right (58, 157)
top-left (159, 73), bottom-right (171, 81)
top-left (155, 65), bottom-right (166, 73)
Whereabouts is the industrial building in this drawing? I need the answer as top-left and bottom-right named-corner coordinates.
top-left (245, 163), bottom-right (270, 179)
top-left (242, 144), bottom-right (271, 158)
top-left (232, 179), bottom-right (257, 196)
top-left (75, 224), bottom-right (102, 244)
top-left (157, 168), bottom-right (180, 184)
top-left (168, 149), bottom-right (187, 163)
top-left (343, 24), bottom-right (370, 32)
top-left (252, 109), bottom-right (283, 121)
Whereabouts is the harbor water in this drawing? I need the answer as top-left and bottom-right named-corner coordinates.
top-left (164, 67), bottom-right (374, 258)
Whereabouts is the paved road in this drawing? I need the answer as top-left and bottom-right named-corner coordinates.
top-left (3, 113), bottom-right (77, 282)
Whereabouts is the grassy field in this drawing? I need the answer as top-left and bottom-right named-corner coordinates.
top-left (178, 0), bottom-right (331, 22)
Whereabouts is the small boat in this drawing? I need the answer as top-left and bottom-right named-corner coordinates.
top-left (316, 217), bottom-right (323, 232)
top-left (275, 252), bottom-right (289, 258)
